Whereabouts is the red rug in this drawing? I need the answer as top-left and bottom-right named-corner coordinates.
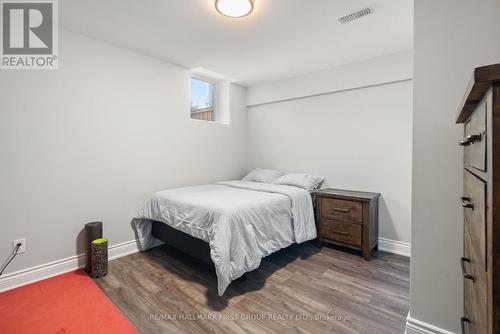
top-left (0, 270), bottom-right (137, 334)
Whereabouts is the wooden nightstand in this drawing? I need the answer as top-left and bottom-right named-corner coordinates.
top-left (312, 188), bottom-right (380, 260)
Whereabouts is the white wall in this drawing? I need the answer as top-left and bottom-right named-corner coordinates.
top-left (0, 30), bottom-right (248, 275)
top-left (409, 0), bottom-right (500, 333)
top-left (246, 53), bottom-right (413, 245)
top-left (247, 50), bottom-right (412, 106)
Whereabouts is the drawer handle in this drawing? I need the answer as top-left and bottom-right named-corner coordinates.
top-left (331, 230), bottom-right (350, 236)
top-left (461, 197), bottom-right (474, 209)
top-left (461, 317), bottom-right (470, 334)
top-left (460, 257), bottom-right (475, 282)
top-left (459, 134), bottom-right (481, 146)
top-left (332, 208), bottom-right (350, 213)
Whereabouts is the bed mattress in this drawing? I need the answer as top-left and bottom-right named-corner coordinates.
top-left (133, 180), bottom-right (316, 295)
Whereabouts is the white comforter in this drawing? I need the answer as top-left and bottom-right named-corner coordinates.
top-left (132, 180), bottom-right (316, 295)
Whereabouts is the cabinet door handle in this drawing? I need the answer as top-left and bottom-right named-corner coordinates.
top-left (461, 197), bottom-right (474, 209)
top-left (461, 317), bottom-right (470, 334)
top-left (459, 139), bottom-right (468, 146)
top-left (459, 134), bottom-right (481, 146)
top-left (460, 257), bottom-right (475, 282)
top-left (332, 208), bottom-right (350, 213)
top-left (332, 230), bottom-right (350, 236)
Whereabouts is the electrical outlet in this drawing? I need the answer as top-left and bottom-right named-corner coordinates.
top-left (13, 239), bottom-right (26, 254)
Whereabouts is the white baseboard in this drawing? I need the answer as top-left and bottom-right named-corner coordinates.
top-left (378, 237), bottom-right (411, 257)
top-left (405, 316), bottom-right (457, 334)
top-left (0, 240), bottom-right (139, 293)
top-left (0, 237), bottom-right (409, 293)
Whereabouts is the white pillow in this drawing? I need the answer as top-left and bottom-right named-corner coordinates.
top-left (242, 168), bottom-right (285, 183)
top-left (273, 173), bottom-right (325, 191)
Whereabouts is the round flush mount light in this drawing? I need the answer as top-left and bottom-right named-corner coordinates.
top-left (215, 0), bottom-right (254, 18)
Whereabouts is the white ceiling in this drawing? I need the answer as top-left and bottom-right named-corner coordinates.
top-left (61, 0), bottom-right (412, 86)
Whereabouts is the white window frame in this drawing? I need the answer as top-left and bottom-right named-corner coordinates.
top-left (190, 74), bottom-right (219, 123)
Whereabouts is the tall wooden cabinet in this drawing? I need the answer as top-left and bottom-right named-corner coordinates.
top-left (456, 64), bottom-right (500, 334)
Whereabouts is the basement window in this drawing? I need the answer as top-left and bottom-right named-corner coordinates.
top-left (190, 77), bottom-right (216, 122)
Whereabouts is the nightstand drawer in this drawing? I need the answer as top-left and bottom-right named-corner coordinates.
top-left (320, 219), bottom-right (362, 247)
top-left (321, 197), bottom-right (362, 224)
top-left (313, 188), bottom-right (379, 260)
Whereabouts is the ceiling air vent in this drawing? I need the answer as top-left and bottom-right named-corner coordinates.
top-left (338, 6), bottom-right (373, 24)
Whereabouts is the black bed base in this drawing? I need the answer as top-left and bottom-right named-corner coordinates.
top-left (151, 220), bottom-right (214, 266)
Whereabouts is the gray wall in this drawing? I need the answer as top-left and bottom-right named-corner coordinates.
top-left (0, 30), bottom-right (248, 274)
top-left (410, 0), bottom-right (500, 331)
top-left (247, 78), bottom-right (413, 244)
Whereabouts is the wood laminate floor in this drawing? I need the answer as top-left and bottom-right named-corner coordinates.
top-left (94, 242), bottom-right (409, 334)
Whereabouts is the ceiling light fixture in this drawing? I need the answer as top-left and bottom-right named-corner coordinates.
top-left (215, 0), bottom-right (254, 18)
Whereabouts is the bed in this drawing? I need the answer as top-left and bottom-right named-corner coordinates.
top-left (132, 180), bottom-right (317, 295)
